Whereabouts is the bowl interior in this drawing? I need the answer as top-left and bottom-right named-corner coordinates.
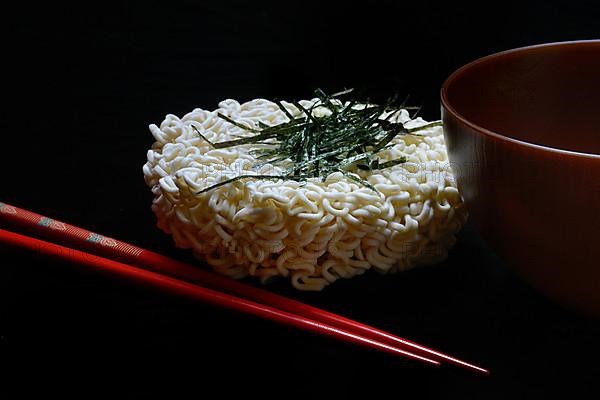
top-left (444, 41), bottom-right (600, 155)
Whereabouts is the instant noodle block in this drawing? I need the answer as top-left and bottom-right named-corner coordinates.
top-left (143, 98), bottom-right (467, 290)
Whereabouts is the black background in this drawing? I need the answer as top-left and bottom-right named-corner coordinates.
top-left (2, 1), bottom-right (600, 398)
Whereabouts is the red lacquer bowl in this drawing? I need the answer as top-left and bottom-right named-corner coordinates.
top-left (441, 41), bottom-right (600, 316)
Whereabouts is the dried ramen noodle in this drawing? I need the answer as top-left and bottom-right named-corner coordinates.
top-left (143, 98), bottom-right (467, 290)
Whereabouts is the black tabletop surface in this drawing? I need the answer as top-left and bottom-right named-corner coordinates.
top-left (2, 2), bottom-right (599, 398)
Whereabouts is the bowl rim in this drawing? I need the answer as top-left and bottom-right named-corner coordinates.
top-left (441, 40), bottom-right (600, 159)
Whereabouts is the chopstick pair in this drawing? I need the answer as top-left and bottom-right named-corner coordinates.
top-left (0, 202), bottom-right (488, 374)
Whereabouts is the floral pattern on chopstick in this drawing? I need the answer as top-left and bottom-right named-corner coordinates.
top-left (38, 217), bottom-right (67, 231)
top-left (0, 203), bottom-right (17, 214)
top-left (86, 232), bottom-right (118, 247)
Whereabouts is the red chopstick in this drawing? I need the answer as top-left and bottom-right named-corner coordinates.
top-left (0, 202), bottom-right (488, 374)
top-left (0, 228), bottom-right (439, 366)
